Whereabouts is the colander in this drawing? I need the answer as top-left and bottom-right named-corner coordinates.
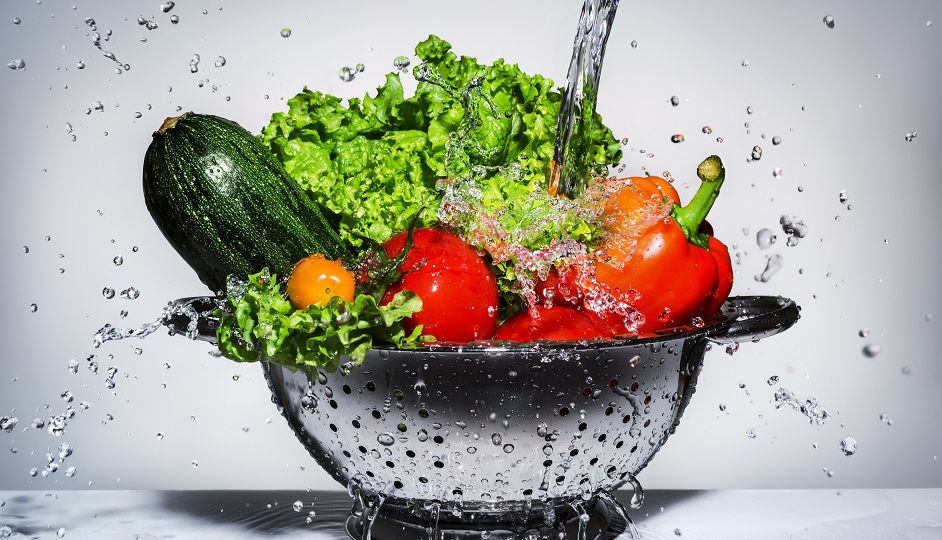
top-left (262, 295), bottom-right (799, 527)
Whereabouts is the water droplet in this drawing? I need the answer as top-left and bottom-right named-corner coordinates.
top-left (214, 56), bottom-right (226, 67)
top-left (156, 432), bottom-right (164, 440)
top-left (823, 15), bottom-right (835, 29)
top-left (188, 53), bottom-right (201, 73)
top-left (904, 132), bottom-right (917, 142)
top-left (355, 63), bottom-right (365, 73)
top-left (160, 1), bottom-right (175, 12)
top-left (630, 40), bottom-right (638, 48)
top-left (746, 428), bottom-right (757, 439)
top-left (669, 95), bottom-right (680, 107)
top-left (670, 134), bottom-right (685, 143)
top-left (393, 55), bottom-right (410, 72)
top-left (755, 253), bottom-right (784, 282)
top-left (191, 460), bottom-right (199, 468)
top-left (701, 126), bottom-right (713, 134)
top-left (377, 433), bottom-right (395, 446)
top-left (170, 14), bottom-right (179, 24)
top-left (58, 442), bottom-right (73, 460)
top-left (741, 58), bottom-right (750, 67)
top-left (901, 366), bottom-right (911, 375)
top-left (102, 287), bottom-right (115, 299)
top-left (7, 58), bottom-right (26, 70)
top-left (339, 66), bottom-right (356, 82)
top-left (137, 16), bottom-right (158, 30)
top-left (491, 433), bottom-right (502, 445)
top-left (780, 215), bottom-right (808, 246)
top-left (113, 255), bottom-right (123, 266)
top-left (772, 136), bottom-right (782, 145)
top-left (12, 17), bottom-right (22, 24)
top-left (120, 287), bottom-right (140, 300)
top-left (756, 229), bottom-right (776, 249)
top-left (719, 403), bottom-right (727, 412)
top-left (751, 145), bottom-right (763, 161)
top-left (503, 444), bottom-right (514, 454)
top-left (280, 27), bottom-right (291, 38)
top-left (772, 167), bottom-right (783, 178)
top-left (29, 303), bottom-right (38, 313)
top-left (57, 527), bottom-right (66, 538)
top-left (0, 417), bottom-right (18, 433)
top-left (293, 500), bottom-right (304, 512)
top-left (767, 375), bottom-right (780, 386)
top-left (862, 344), bottom-right (882, 358)
top-left (746, 106), bottom-right (754, 115)
top-left (839, 436), bottom-right (857, 456)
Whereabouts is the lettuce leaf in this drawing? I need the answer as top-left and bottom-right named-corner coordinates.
top-left (259, 34), bottom-right (622, 248)
top-left (216, 270), bottom-right (423, 372)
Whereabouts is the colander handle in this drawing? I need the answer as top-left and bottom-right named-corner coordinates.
top-left (708, 295), bottom-right (801, 344)
top-left (162, 296), bottom-right (220, 344)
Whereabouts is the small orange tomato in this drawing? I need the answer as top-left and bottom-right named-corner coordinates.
top-left (286, 254), bottom-right (355, 310)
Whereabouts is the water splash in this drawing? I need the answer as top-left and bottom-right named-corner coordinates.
top-left (773, 387), bottom-right (831, 425)
top-left (93, 297), bottom-right (218, 349)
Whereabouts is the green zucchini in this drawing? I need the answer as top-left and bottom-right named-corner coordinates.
top-left (143, 112), bottom-right (351, 293)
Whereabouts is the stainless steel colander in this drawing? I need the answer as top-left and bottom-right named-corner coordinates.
top-left (263, 295), bottom-right (799, 524)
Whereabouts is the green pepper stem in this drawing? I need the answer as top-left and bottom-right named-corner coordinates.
top-left (670, 155), bottom-right (726, 250)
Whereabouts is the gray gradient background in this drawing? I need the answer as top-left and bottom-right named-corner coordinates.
top-left (1, 0), bottom-right (940, 492)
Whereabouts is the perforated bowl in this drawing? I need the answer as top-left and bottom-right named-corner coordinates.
top-left (264, 295), bottom-right (799, 524)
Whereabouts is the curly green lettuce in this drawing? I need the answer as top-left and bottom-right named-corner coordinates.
top-left (216, 271), bottom-right (423, 372)
top-left (259, 34), bottom-right (622, 248)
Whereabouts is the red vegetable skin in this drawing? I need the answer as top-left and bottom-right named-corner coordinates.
top-left (381, 227), bottom-right (499, 343)
top-left (494, 305), bottom-right (620, 342)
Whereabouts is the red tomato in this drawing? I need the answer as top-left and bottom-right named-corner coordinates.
top-left (381, 227), bottom-right (499, 343)
top-left (494, 305), bottom-right (619, 342)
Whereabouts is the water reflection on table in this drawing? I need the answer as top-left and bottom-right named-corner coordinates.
top-left (0, 489), bottom-right (939, 539)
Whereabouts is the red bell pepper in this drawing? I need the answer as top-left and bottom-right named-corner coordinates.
top-left (537, 155), bottom-right (734, 334)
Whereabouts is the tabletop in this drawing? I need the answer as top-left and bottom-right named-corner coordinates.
top-left (1, 488), bottom-right (939, 539)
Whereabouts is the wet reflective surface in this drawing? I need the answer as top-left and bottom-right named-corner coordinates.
top-left (1, 489), bottom-right (939, 539)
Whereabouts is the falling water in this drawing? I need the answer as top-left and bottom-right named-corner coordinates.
top-left (550, 0), bottom-right (620, 198)
top-left (597, 491), bottom-right (642, 539)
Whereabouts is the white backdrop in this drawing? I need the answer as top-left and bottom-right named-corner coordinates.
top-left (1, 0), bottom-right (940, 491)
